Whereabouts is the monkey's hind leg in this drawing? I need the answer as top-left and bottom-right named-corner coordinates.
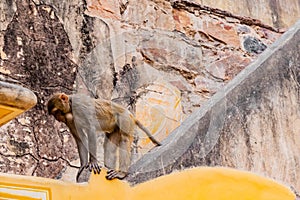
top-left (106, 132), bottom-right (132, 180)
top-left (104, 131), bottom-right (119, 179)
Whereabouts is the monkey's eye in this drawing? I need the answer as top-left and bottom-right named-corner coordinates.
top-left (52, 110), bottom-right (63, 117)
top-left (51, 110), bottom-right (66, 123)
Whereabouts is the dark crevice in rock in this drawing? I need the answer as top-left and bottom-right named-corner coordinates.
top-left (80, 14), bottom-right (95, 59)
top-left (170, 0), bottom-right (281, 33)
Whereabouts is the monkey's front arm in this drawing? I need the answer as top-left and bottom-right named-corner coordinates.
top-left (87, 128), bottom-right (101, 174)
top-left (72, 96), bottom-right (102, 176)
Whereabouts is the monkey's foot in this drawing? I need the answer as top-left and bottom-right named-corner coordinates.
top-left (106, 169), bottom-right (128, 180)
top-left (76, 167), bottom-right (92, 183)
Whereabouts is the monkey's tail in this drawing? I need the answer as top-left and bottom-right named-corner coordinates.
top-left (135, 120), bottom-right (161, 146)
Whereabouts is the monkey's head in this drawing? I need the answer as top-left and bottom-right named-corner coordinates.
top-left (47, 93), bottom-right (71, 123)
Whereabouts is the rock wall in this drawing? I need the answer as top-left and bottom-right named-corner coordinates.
top-left (0, 0), bottom-right (78, 179)
top-left (0, 0), bottom-right (297, 184)
top-left (195, 0), bottom-right (300, 29)
top-left (127, 20), bottom-right (300, 191)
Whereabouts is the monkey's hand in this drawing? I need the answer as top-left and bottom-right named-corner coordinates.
top-left (86, 161), bottom-right (101, 174)
top-left (106, 169), bottom-right (128, 180)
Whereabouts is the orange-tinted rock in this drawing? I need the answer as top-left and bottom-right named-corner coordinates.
top-left (135, 81), bottom-right (182, 152)
top-left (173, 9), bottom-right (192, 32)
top-left (86, 0), bottom-right (121, 20)
top-left (206, 54), bottom-right (252, 80)
top-left (139, 30), bottom-right (203, 73)
top-left (122, 0), bottom-right (174, 30)
top-left (201, 21), bottom-right (240, 48)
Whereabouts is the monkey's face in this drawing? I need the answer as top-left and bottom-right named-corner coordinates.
top-left (47, 93), bottom-right (71, 124)
top-left (51, 109), bottom-right (67, 123)
top-left (47, 93), bottom-right (71, 114)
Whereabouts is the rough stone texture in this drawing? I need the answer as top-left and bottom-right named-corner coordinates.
top-left (127, 20), bottom-right (300, 192)
top-left (135, 80), bottom-right (182, 155)
top-left (243, 36), bottom-right (267, 54)
top-left (0, 0), bottom-right (297, 187)
top-left (191, 0), bottom-right (300, 29)
top-left (0, 0), bottom-right (78, 179)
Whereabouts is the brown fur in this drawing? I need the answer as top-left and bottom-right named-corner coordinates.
top-left (47, 93), bottom-right (160, 181)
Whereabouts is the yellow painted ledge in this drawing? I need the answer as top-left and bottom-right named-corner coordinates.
top-left (0, 167), bottom-right (295, 200)
top-left (0, 81), bottom-right (37, 126)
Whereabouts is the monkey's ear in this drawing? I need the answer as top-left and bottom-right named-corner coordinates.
top-left (59, 93), bottom-right (69, 102)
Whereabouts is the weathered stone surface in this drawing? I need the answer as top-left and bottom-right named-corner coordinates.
top-left (139, 29), bottom-right (203, 74)
top-left (0, 0), bottom-right (294, 186)
top-left (86, 0), bottom-right (121, 20)
top-left (194, 76), bottom-right (224, 94)
top-left (192, 0), bottom-right (300, 29)
top-left (135, 81), bottom-right (182, 154)
top-left (122, 0), bottom-right (174, 30)
top-left (172, 9), bottom-right (192, 32)
top-left (201, 21), bottom-right (240, 48)
top-left (205, 53), bottom-right (252, 80)
top-left (0, 0), bottom-right (78, 179)
top-left (243, 36), bottom-right (267, 54)
top-left (127, 20), bottom-right (300, 192)
top-left (0, 0), bottom-right (16, 61)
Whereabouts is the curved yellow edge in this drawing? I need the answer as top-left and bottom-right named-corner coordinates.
top-left (0, 81), bottom-right (37, 126)
top-left (0, 167), bottom-right (295, 200)
top-left (132, 167), bottom-right (295, 200)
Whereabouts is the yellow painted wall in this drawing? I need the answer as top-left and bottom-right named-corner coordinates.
top-left (0, 104), bottom-right (24, 126)
top-left (0, 167), bottom-right (295, 200)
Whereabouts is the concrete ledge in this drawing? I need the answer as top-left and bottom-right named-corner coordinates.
top-left (127, 19), bottom-right (300, 188)
top-left (0, 167), bottom-right (295, 200)
top-left (0, 81), bottom-right (37, 126)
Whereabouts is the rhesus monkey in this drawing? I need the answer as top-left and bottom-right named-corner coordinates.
top-left (47, 93), bottom-right (161, 182)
